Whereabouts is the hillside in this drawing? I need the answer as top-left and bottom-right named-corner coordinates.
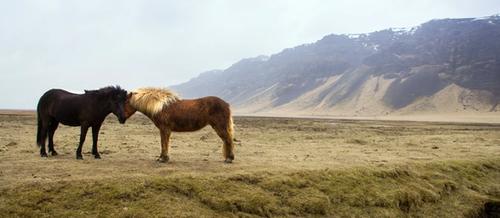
top-left (172, 15), bottom-right (500, 116)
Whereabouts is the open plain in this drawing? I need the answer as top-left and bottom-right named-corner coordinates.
top-left (0, 111), bottom-right (499, 217)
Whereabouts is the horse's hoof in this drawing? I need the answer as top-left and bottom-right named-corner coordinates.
top-left (157, 156), bottom-right (169, 163)
top-left (40, 153), bottom-right (48, 158)
top-left (51, 151), bottom-right (58, 156)
top-left (156, 158), bottom-right (167, 163)
top-left (76, 155), bottom-right (83, 160)
top-left (94, 155), bottom-right (101, 159)
top-left (224, 159), bottom-right (233, 164)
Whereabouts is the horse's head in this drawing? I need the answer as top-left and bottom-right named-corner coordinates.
top-left (106, 86), bottom-right (128, 124)
top-left (124, 92), bottom-right (138, 119)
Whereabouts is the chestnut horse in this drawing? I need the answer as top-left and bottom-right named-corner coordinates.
top-left (37, 86), bottom-right (128, 159)
top-left (123, 87), bottom-right (235, 163)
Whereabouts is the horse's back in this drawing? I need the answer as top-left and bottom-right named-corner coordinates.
top-left (38, 89), bottom-right (78, 110)
top-left (205, 96), bottom-right (230, 115)
top-left (188, 96), bottom-right (230, 116)
top-left (39, 89), bottom-right (76, 102)
top-left (37, 89), bottom-right (84, 125)
top-left (166, 96), bottom-right (231, 131)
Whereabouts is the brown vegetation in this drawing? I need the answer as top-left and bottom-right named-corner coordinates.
top-left (0, 112), bottom-right (499, 217)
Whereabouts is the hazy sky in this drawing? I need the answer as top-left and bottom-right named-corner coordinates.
top-left (1, 0), bottom-right (499, 109)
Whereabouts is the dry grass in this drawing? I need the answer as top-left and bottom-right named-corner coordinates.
top-left (1, 160), bottom-right (499, 217)
top-left (0, 112), bottom-right (499, 217)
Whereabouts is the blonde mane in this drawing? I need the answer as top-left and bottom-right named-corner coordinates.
top-left (129, 87), bottom-right (180, 115)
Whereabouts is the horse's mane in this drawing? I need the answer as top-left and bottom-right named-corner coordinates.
top-left (129, 87), bottom-right (180, 115)
top-left (84, 86), bottom-right (127, 99)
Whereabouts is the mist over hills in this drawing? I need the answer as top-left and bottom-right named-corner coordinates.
top-left (172, 15), bottom-right (500, 116)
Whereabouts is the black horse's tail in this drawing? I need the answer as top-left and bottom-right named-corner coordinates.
top-left (36, 109), bottom-right (42, 147)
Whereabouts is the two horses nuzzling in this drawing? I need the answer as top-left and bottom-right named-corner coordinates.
top-left (36, 86), bottom-right (235, 163)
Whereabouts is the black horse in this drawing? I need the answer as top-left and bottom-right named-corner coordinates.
top-left (36, 86), bottom-right (128, 159)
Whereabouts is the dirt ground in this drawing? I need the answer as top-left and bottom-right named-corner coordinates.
top-left (1, 112), bottom-right (499, 188)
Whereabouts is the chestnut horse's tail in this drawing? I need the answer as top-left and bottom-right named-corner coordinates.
top-left (228, 113), bottom-right (234, 140)
top-left (223, 108), bottom-right (236, 162)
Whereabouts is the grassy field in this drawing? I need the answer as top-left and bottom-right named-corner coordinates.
top-left (0, 112), bottom-right (499, 217)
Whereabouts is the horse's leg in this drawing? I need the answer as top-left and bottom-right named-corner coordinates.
top-left (48, 121), bottom-right (59, 156)
top-left (91, 124), bottom-right (102, 159)
top-left (39, 120), bottom-right (49, 157)
top-left (212, 124), bottom-right (235, 163)
top-left (76, 125), bottom-right (89, 160)
top-left (157, 129), bottom-right (171, 163)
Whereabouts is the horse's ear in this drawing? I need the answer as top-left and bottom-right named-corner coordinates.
top-left (84, 90), bottom-right (90, 93)
top-left (128, 92), bottom-right (136, 97)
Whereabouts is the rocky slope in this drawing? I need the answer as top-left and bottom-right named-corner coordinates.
top-left (173, 15), bottom-right (500, 116)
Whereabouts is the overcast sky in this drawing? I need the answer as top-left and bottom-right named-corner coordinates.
top-left (1, 0), bottom-right (499, 109)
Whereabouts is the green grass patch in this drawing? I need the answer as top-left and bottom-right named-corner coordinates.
top-left (1, 159), bottom-right (499, 217)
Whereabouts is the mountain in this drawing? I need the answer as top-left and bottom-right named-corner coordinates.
top-left (172, 15), bottom-right (500, 116)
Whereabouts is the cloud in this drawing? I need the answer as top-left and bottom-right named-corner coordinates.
top-left (1, 0), bottom-right (499, 109)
